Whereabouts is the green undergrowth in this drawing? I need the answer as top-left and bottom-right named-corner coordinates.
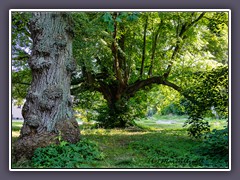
top-left (31, 138), bottom-right (104, 168)
top-left (11, 116), bottom-right (229, 169)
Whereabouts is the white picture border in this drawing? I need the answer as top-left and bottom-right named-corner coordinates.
top-left (9, 9), bottom-right (231, 171)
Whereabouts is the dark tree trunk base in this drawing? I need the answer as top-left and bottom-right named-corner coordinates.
top-left (13, 119), bottom-right (80, 162)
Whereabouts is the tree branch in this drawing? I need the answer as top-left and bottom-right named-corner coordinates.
top-left (188, 12), bottom-right (206, 27)
top-left (140, 15), bottom-right (148, 78)
top-left (148, 19), bottom-right (163, 77)
top-left (111, 12), bottom-right (124, 86)
top-left (164, 12), bottom-right (206, 79)
top-left (126, 76), bottom-right (181, 98)
top-left (162, 79), bottom-right (181, 92)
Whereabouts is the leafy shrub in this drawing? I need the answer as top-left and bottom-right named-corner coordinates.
top-left (182, 65), bottom-right (228, 137)
top-left (32, 138), bottom-right (104, 168)
top-left (183, 117), bottom-right (210, 138)
top-left (73, 90), bottom-right (106, 122)
top-left (196, 127), bottom-right (229, 168)
top-left (96, 100), bottom-right (137, 128)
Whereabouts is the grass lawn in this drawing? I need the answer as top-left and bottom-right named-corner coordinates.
top-left (11, 115), bottom-right (228, 169)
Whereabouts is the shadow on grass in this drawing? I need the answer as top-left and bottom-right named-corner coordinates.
top-left (80, 128), bottom-right (204, 168)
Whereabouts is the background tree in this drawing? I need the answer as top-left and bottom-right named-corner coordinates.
top-left (13, 12), bottom-right (80, 161)
top-left (71, 12), bottom-right (228, 128)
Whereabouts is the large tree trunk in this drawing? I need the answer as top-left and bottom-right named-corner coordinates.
top-left (13, 12), bottom-right (80, 162)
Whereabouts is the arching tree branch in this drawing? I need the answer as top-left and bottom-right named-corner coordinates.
top-left (126, 76), bottom-right (181, 98)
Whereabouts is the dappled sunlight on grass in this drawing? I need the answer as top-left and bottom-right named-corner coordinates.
top-left (209, 119), bottom-right (228, 130)
top-left (81, 128), bottom-right (150, 137)
top-left (81, 128), bottom-right (201, 168)
top-left (136, 115), bottom-right (228, 132)
top-left (11, 115), bottom-right (228, 168)
top-left (12, 131), bottom-right (20, 138)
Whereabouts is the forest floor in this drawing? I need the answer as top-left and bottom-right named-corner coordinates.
top-left (11, 115), bottom-right (228, 169)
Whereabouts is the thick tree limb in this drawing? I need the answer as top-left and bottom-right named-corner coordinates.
top-left (162, 79), bottom-right (181, 92)
top-left (126, 76), bottom-right (181, 97)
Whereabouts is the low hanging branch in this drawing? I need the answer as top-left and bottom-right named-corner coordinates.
top-left (126, 76), bottom-right (181, 98)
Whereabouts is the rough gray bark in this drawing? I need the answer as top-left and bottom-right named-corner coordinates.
top-left (13, 12), bottom-right (80, 162)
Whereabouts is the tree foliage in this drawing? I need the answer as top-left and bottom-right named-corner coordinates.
top-left (182, 65), bottom-right (228, 137)
top-left (197, 127), bottom-right (228, 167)
top-left (12, 11), bottom-right (229, 130)
top-left (12, 12), bottom-right (32, 101)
